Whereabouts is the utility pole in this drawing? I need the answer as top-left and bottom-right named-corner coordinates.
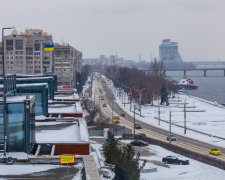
top-left (130, 89), bottom-right (132, 112)
top-left (139, 88), bottom-right (145, 117)
top-left (133, 106), bottom-right (136, 137)
top-left (121, 89), bottom-right (123, 104)
top-left (169, 109), bottom-right (172, 144)
top-left (111, 94), bottom-right (114, 124)
top-left (184, 99), bottom-right (187, 134)
top-left (178, 93), bottom-right (180, 106)
top-left (123, 91), bottom-right (126, 107)
top-left (2, 27), bottom-right (15, 156)
top-left (93, 90), bottom-right (95, 106)
top-left (90, 73), bottom-right (93, 99)
top-left (158, 98), bottom-right (160, 125)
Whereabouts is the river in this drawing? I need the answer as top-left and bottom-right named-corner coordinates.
top-left (166, 70), bottom-right (225, 104)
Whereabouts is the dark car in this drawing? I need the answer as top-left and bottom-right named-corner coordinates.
top-left (137, 133), bottom-right (146, 137)
top-left (135, 123), bottom-right (142, 129)
top-left (162, 156), bottom-right (189, 165)
top-left (167, 134), bottom-right (176, 141)
top-left (130, 140), bottom-right (149, 146)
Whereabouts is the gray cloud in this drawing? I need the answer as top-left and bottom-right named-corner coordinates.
top-left (0, 0), bottom-right (225, 61)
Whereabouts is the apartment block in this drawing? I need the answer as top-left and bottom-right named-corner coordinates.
top-left (54, 43), bottom-right (82, 87)
top-left (0, 29), bottom-right (53, 75)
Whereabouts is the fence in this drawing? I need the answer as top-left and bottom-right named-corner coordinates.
top-left (89, 125), bottom-right (132, 137)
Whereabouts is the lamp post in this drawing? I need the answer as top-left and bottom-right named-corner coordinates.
top-left (129, 88), bottom-right (132, 111)
top-left (139, 88), bottom-right (145, 116)
top-left (133, 105), bottom-right (137, 137)
top-left (2, 27), bottom-right (15, 156)
top-left (139, 88), bottom-right (145, 105)
top-left (169, 109), bottom-right (172, 144)
top-left (130, 86), bottom-right (138, 112)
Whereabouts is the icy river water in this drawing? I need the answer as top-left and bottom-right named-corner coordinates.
top-left (167, 70), bottom-right (225, 104)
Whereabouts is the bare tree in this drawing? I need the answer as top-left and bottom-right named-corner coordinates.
top-left (81, 99), bottom-right (110, 128)
top-left (149, 58), bottom-right (165, 77)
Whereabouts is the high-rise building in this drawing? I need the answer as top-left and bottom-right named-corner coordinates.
top-left (0, 29), bottom-right (53, 75)
top-left (54, 43), bottom-right (82, 87)
top-left (159, 39), bottom-right (183, 62)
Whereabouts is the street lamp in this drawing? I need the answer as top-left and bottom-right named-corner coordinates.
top-left (139, 88), bottom-right (146, 105)
top-left (139, 88), bottom-right (145, 116)
top-left (2, 26), bottom-right (15, 156)
top-left (2, 27), bottom-right (15, 76)
top-left (129, 86), bottom-right (138, 112)
top-left (133, 104), bottom-right (137, 137)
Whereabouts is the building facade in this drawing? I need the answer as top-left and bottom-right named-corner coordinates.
top-left (54, 43), bottom-right (82, 87)
top-left (159, 39), bottom-right (183, 62)
top-left (0, 29), bottom-right (53, 75)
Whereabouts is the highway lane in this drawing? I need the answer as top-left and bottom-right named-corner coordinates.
top-left (94, 74), bottom-right (225, 162)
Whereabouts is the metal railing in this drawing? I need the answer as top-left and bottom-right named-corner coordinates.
top-left (5, 74), bottom-right (16, 95)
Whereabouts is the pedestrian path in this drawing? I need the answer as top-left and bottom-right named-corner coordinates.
top-left (82, 155), bottom-right (100, 180)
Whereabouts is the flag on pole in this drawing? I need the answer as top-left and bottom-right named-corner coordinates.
top-left (44, 44), bottom-right (54, 51)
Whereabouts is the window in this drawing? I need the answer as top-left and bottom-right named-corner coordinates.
top-left (34, 52), bottom-right (40, 56)
top-left (43, 61), bottom-right (50, 64)
top-left (6, 40), bottom-right (13, 51)
top-left (16, 40), bottom-right (23, 50)
top-left (26, 47), bottom-right (33, 55)
top-left (35, 70), bottom-right (41, 73)
top-left (26, 56), bottom-right (33, 60)
top-left (34, 43), bottom-right (40, 51)
top-left (7, 103), bottom-right (25, 152)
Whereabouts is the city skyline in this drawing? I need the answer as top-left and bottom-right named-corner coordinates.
top-left (1, 0), bottom-right (225, 61)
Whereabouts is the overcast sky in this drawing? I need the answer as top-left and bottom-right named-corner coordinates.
top-left (0, 0), bottom-right (225, 61)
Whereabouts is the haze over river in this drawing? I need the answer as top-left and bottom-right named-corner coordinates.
top-left (167, 70), bottom-right (225, 104)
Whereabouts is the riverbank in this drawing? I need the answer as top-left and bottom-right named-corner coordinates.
top-left (103, 76), bottom-right (225, 148)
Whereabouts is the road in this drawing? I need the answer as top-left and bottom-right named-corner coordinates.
top-left (93, 73), bottom-right (225, 162)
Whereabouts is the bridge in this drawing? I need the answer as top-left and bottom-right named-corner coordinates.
top-left (146, 67), bottom-right (225, 77)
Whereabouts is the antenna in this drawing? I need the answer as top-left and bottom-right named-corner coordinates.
top-left (139, 54), bottom-right (142, 62)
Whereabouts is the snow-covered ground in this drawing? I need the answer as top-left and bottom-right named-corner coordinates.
top-left (103, 76), bottom-right (225, 148)
top-left (90, 139), bottom-right (225, 180)
top-left (0, 164), bottom-right (62, 175)
top-left (0, 163), bottom-right (84, 179)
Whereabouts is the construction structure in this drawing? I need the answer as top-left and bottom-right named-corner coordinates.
top-left (54, 43), bottom-right (82, 87)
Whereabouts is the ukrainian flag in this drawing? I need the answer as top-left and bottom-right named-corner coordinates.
top-left (44, 44), bottom-right (54, 51)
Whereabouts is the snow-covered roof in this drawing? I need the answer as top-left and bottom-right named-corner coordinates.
top-left (35, 118), bottom-right (89, 143)
top-left (48, 103), bottom-right (82, 114)
top-left (17, 77), bottom-right (53, 80)
top-left (16, 83), bottom-right (48, 88)
top-left (54, 93), bottom-right (79, 100)
top-left (0, 95), bottom-right (35, 103)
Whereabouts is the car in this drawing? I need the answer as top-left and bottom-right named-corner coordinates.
top-left (162, 156), bottom-right (189, 165)
top-left (209, 148), bottom-right (222, 155)
top-left (130, 140), bottom-right (149, 146)
top-left (167, 134), bottom-right (176, 141)
top-left (137, 133), bottom-right (146, 137)
top-left (135, 123), bottom-right (142, 129)
top-left (100, 96), bottom-right (104, 100)
top-left (102, 104), bottom-right (107, 107)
